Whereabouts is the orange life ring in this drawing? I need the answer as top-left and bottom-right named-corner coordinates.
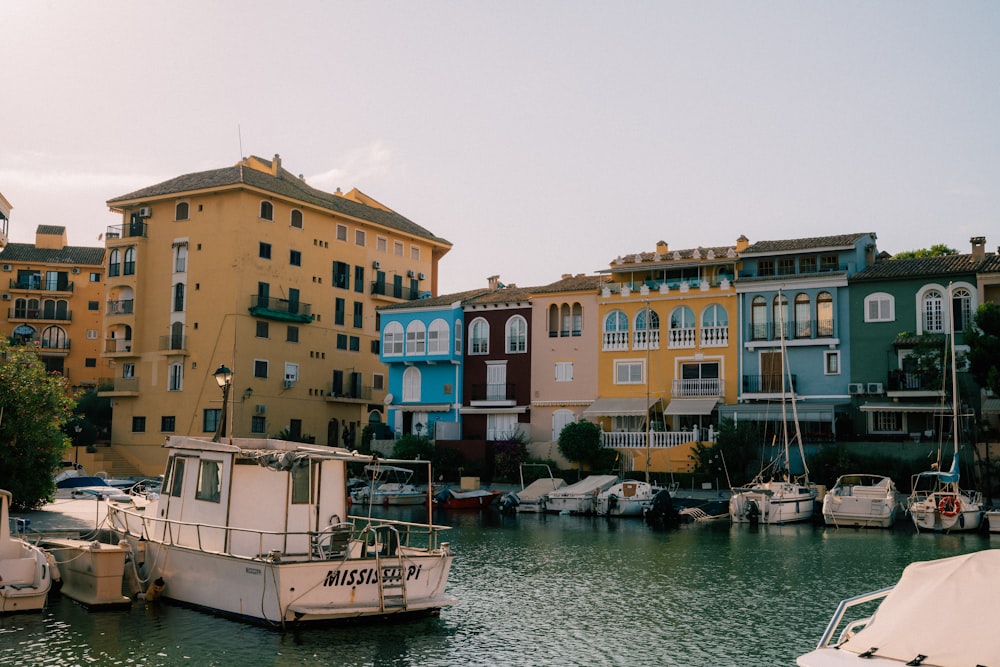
top-left (938, 495), bottom-right (960, 518)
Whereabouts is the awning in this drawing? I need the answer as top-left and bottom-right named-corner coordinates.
top-left (12, 325), bottom-right (35, 335)
top-left (392, 404), bottom-right (452, 413)
top-left (583, 397), bottom-right (659, 418)
top-left (718, 403), bottom-right (835, 423)
top-left (663, 397), bottom-right (718, 416)
top-left (459, 406), bottom-right (529, 415)
top-left (982, 398), bottom-right (1000, 415)
top-left (860, 402), bottom-right (952, 414)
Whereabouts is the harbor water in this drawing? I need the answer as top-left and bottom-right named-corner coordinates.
top-left (1, 504), bottom-right (992, 667)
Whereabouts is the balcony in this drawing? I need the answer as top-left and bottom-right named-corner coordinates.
top-left (701, 325), bottom-right (729, 347)
top-left (9, 278), bottom-right (74, 293)
top-left (602, 331), bottom-right (629, 351)
top-left (742, 374), bottom-right (798, 394)
top-left (469, 382), bottom-right (516, 404)
top-left (370, 282), bottom-right (422, 302)
top-left (601, 427), bottom-right (713, 449)
top-left (247, 295), bottom-right (314, 323)
top-left (632, 329), bottom-right (660, 350)
top-left (887, 370), bottom-right (944, 394)
top-left (158, 335), bottom-right (187, 353)
top-left (672, 378), bottom-right (722, 398)
top-left (8, 308), bottom-right (72, 322)
top-left (668, 327), bottom-right (697, 349)
top-left (106, 221), bottom-right (148, 241)
top-left (326, 382), bottom-right (384, 403)
top-left (39, 339), bottom-right (71, 351)
top-left (99, 376), bottom-right (139, 396)
top-left (104, 339), bottom-right (134, 354)
top-left (107, 299), bottom-right (134, 315)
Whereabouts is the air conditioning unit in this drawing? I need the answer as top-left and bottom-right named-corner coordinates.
top-left (407, 270), bottom-right (415, 278)
top-left (1, 264), bottom-right (11, 272)
top-left (137, 207), bottom-right (152, 218)
top-left (283, 380), bottom-right (294, 389)
top-left (254, 404), bottom-right (266, 414)
top-left (418, 272), bottom-right (425, 280)
top-left (1, 294), bottom-right (9, 301)
top-left (848, 383), bottom-right (865, 395)
top-left (72, 267), bottom-right (80, 274)
top-left (372, 260), bottom-right (381, 269)
top-left (867, 382), bottom-right (884, 395)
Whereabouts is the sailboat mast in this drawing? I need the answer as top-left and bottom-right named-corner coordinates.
top-left (645, 299), bottom-right (651, 484)
top-left (777, 289), bottom-right (809, 481)
top-left (949, 282), bottom-right (960, 461)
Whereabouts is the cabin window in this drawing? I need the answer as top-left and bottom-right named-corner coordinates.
top-left (168, 458), bottom-right (186, 497)
top-left (195, 460), bottom-right (222, 503)
top-left (291, 462), bottom-right (311, 504)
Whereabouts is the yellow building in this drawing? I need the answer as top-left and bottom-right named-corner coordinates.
top-left (0, 217), bottom-right (106, 389)
top-left (592, 238), bottom-right (747, 474)
top-left (102, 155), bottom-right (451, 475)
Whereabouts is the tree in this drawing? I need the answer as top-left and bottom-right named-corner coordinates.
top-left (967, 301), bottom-right (1000, 397)
top-left (891, 244), bottom-right (958, 260)
top-left (557, 420), bottom-right (603, 473)
top-left (0, 340), bottom-right (75, 510)
top-left (689, 418), bottom-right (762, 486)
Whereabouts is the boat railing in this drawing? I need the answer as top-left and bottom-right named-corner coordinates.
top-left (107, 505), bottom-right (451, 562)
top-left (814, 586), bottom-right (893, 649)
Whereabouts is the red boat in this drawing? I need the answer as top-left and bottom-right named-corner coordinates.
top-left (434, 487), bottom-right (502, 510)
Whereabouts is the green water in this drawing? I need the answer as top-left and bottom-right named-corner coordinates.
top-left (0, 509), bottom-right (991, 666)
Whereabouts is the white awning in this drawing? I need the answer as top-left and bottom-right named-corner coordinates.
top-left (860, 402), bottom-right (952, 413)
top-left (982, 398), bottom-right (1000, 414)
top-left (392, 404), bottom-right (452, 412)
top-left (583, 397), bottom-right (659, 418)
top-left (663, 397), bottom-right (718, 416)
top-left (718, 403), bottom-right (835, 423)
top-left (459, 406), bottom-right (529, 415)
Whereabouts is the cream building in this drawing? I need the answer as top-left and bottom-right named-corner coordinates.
top-left (102, 155), bottom-right (450, 474)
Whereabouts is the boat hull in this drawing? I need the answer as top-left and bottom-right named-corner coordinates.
top-left (908, 497), bottom-right (982, 532)
top-left (730, 482), bottom-right (817, 525)
top-left (822, 476), bottom-right (899, 529)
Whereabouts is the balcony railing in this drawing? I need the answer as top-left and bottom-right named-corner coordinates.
top-left (370, 282), bottom-right (421, 301)
top-left (39, 339), bottom-right (71, 351)
top-left (328, 383), bottom-right (373, 401)
top-left (602, 331), bottom-right (629, 351)
top-left (106, 221), bottom-right (148, 240)
top-left (601, 427), bottom-right (714, 449)
top-left (159, 335), bottom-right (187, 351)
top-left (742, 374), bottom-right (798, 393)
top-left (632, 329), bottom-right (660, 350)
top-left (247, 295), bottom-right (313, 323)
top-left (469, 383), bottom-right (515, 402)
top-left (887, 370), bottom-right (942, 392)
top-left (748, 320), bottom-right (834, 341)
top-left (107, 299), bottom-right (134, 315)
top-left (672, 378), bottom-right (722, 398)
top-left (9, 278), bottom-right (74, 292)
top-left (9, 308), bottom-right (72, 322)
top-left (668, 327), bottom-right (697, 349)
top-left (701, 325), bottom-right (728, 347)
top-left (104, 339), bottom-right (133, 354)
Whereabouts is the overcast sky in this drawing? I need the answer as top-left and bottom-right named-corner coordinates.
top-left (2, 2), bottom-right (998, 293)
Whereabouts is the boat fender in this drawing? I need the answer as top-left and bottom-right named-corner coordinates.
top-left (44, 551), bottom-right (61, 584)
top-left (938, 495), bottom-right (960, 518)
top-left (139, 577), bottom-right (165, 602)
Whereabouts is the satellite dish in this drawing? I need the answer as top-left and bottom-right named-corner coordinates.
top-left (383, 393), bottom-right (394, 405)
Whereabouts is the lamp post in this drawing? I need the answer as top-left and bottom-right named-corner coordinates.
top-left (212, 364), bottom-right (233, 443)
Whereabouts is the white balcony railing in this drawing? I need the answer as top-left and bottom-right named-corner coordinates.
top-left (701, 325), bottom-right (728, 347)
top-left (602, 331), bottom-right (629, 351)
top-left (671, 378), bottom-right (722, 397)
top-left (632, 329), bottom-right (660, 350)
top-left (601, 427), bottom-right (715, 449)
top-left (668, 327), bottom-right (697, 349)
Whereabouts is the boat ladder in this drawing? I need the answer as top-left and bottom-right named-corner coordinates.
top-left (372, 526), bottom-right (408, 611)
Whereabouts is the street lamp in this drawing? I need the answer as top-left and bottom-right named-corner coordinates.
top-left (212, 364), bottom-right (233, 443)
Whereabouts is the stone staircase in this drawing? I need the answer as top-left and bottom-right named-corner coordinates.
top-left (87, 446), bottom-right (142, 478)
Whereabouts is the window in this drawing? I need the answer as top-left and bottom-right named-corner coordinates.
top-left (921, 288), bottom-right (945, 333)
top-left (552, 410), bottom-right (575, 441)
top-left (634, 308), bottom-right (660, 350)
top-left (668, 306), bottom-right (696, 348)
top-left (455, 319), bottom-right (463, 355)
top-left (470, 318), bottom-right (489, 354)
top-left (487, 413), bottom-right (518, 441)
top-left (376, 236), bottom-right (388, 252)
top-left (336, 333), bottom-right (347, 350)
top-left (174, 243), bottom-right (188, 273)
top-left (871, 411), bottom-right (902, 434)
top-left (615, 360), bottom-right (644, 384)
top-left (349, 336), bottom-right (360, 352)
top-left (394, 241), bottom-right (404, 256)
top-left (402, 366), bottom-right (421, 402)
top-left (284, 363), bottom-right (299, 384)
top-left (384, 321), bottom-right (404, 356)
top-left (259, 242), bottom-right (272, 259)
top-left (132, 416), bottom-right (146, 433)
top-left (506, 315), bottom-right (527, 353)
top-left (254, 359), bottom-right (268, 378)
top-left (373, 373), bottom-right (385, 390)
top-left (286, 326), bottom-right (298, 342)
top-left (758, 259), bottom-right (775, 277)
top-left (86, 329), bottom-right (98, 339)
top-left (355, 230), bottom-right (365, 246)
top-left (816, 291), bottom-right (834, 337)
top-left (571, 303), bottom-right (582, 336)
top-left (820, 254), bottom-right (838, 272)
top-left (173, 283), bottom-right (185, 312)
top-left (428, 318), bottom-right (450, 354)
top-left (291, 463), bottom-right (311, 504)
top-left (168, 362), bottom-right (183, 391)
top-left (175, 202), bottom-right (189, 220)
top-left (799, 256), bottom-right (817, 273)
top-left (794, 293), bottom-right (811, 338)
top-left (701, 304), bottom-right (728, 346)
top-left (122, 363), bottom-right (135, 379)
top-left (336, 224), bottom-right (347, 241)
top-left (865, 293), bottom-right (895, 322)
top-left (354, 266), bottom-right (365, 293)
top-left (824, 351), bottom-right (840, 375)
top-left (406, 321), bottom-right (427, 354)
top-left (603, 310), bottom-right (628, 350)
top-left (90, 272), bottom-right (101, 282)
top-left (256, 321), bottom-right (269, 338)
top-left (777, 257), bottom-right (795, 275)
top-left (952, 287), bottom-right (973, 332)
top-left (332, 297), bottom-right (346, 326)
top-left (332, 261), bottom-right (350, 289)
top-left (109, 249), bottom-right (120, 277)
top-left (353, 302), bottom-right (363, 328)
top-left (88, 301), bottom-right (99, 311)
top-left (555, 361), bottom-right (574, 382)
top-left (195, 460), bottom-right (222, 503)
top-left (85, 358), bottom-right (97, 367)
top-left (123, 247), bottom-right (136, 275)
top-left (290, 209), bottom-right (303, 228)
top-left (260, 201), bottom-right (273, 221)
top-left (167, 458), bottom-right (185, 497)
top-left (251, 415), bottom-right (266, 434)
top-left (289, 250), bottom-right (301, 266)
top-left (411, 246), bottom-right (420, 261)
top-left (161, 416), bottom-right (176, 432)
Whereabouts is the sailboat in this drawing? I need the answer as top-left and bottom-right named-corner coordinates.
top-left (729, 293), bottom-right (817, 525)
top-left (905, 286), bottom-right (983, 532)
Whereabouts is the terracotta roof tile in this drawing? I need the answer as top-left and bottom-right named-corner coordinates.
top-left (741, 233), bottom-right (876, 255)
top-left (851, 253), bottom-right (995, 281)
top-left (0, 243), bottom-right (105, 265)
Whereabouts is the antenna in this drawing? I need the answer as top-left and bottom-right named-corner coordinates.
top-left (238, 124), bottom-right (244, 159)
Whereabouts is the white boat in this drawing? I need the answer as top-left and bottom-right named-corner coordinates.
top-left (353, 464), bottom-right (427, 506)
top-left (595, 480), bottom-right (657, 517)
top-left (0, 489), bottom-right (55, 613)
top-left (730, 297), bottom-right (817, 525)
top-left (985, 509), bottom-right (1000, 533)
top-left (905, 302), bottom-right (983, 533)
top-left (545, 474), bottom-right (618, 514)
top-left (499, 464), bottom-right (567, 514)
top-left (107, 436), bottom-right (455, 626)
top-left (823, 474), bottom-right (900, 528)
top-left (797, 549), bottom-right (1000, 666)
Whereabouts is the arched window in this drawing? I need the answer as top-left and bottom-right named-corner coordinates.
top-left (383, 321), bottom-right (404, 356)
top-left (560, 304), bottom-right (572, 337)
top-left (259, 201), bottom-right (274, 221)
top-left (750, 296), bottom-right (767, 340)
top-left (634, 308), bottom-right (660, 350)
top-left (123, 247), bottom-right (136, 276)
top-left (548, 304), bottom-right (559, 337)
top-left (405, 320), bottom-right (426, 355)
top-left (402, 366), bottom-right (421, 402)
top-left (952, 287), bottom-right (973, 332)
top-left (864, 292), bottom-right (894, 322)
top-left (668, 306), bottom-right (696, 348)
top-left (43, 299), bottom-right (57, 319)
top-left (13, 298), bottom-right (28, 319)
top-left (571, 303), bottom-right (582, 336)
top-left (923, 289), bottom-right (944, 333)
top-left (427, 318), bottom-right (450, 354)
top-left (109, 249), bottom-right (121, 277)
top-left (772, 294), bottom-right (790, 340)
top-left (170, 321), bottom-right (184, 350)
top-left (175, 201), bottom-right (189, 221)
top-left (12, 324), bottom-right (35, 345)
top-left (506, 315), bottom-right (527, 353)
top-left (55, 300), bottom-right (68, 320)
top-left (40, 326), bottom-right (66, 349)
top-left (469, 318), bottom-right (489, 354)
top-left (290, 209), bottom-right (303, 228)
top-left (816, 291), bottom-right (833, 337)
top-left (701, 304), bottom-right (729, 347)
top-left (173, 283), bottom-right (185, 312)
top-left (603, 310), bottom-right (628, 350)
top-left (794, 293), bottom-right (812, 338)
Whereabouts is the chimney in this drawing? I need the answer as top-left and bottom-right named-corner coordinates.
top-left (271, 153), bottom-right (281, 175)
top-left (656, 240), bottom-right (668, 255)
top-left (735, 235), bottom-right (750, 252)
top-left (971, 236), bottom-right (986, 262)
top-left (488, 275), bottom-right (501, 290)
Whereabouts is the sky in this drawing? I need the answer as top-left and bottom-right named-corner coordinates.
top-left (2, 2), bottom-right (999, 294)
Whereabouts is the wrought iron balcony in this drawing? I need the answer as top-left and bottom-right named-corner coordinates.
top-left (742, 374), bottom-right (798, 393)
top-left (247, 295), bottom-right (314, 323)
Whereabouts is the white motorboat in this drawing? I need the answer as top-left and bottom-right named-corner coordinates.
top-left (823, 474), bottom-right (900, 528)
top-left (730, 298), bottom-right (817, 525)
top-left (498, 464), bottom-right (566, 514)
top-left (545, 474), bottom-right (618, 514)
top-left (353, 464), bottom-right (427, 506)
top-left (0, 489), bottom-right (55, 613)
top-left (797, 549), bottom-right (1000, 666)
top-left (107, 436), bottom-right (455, 626)
top-left (595, 480), bottom-right (657, 517)
top-left (905, 304), bottom-right (983, 533)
